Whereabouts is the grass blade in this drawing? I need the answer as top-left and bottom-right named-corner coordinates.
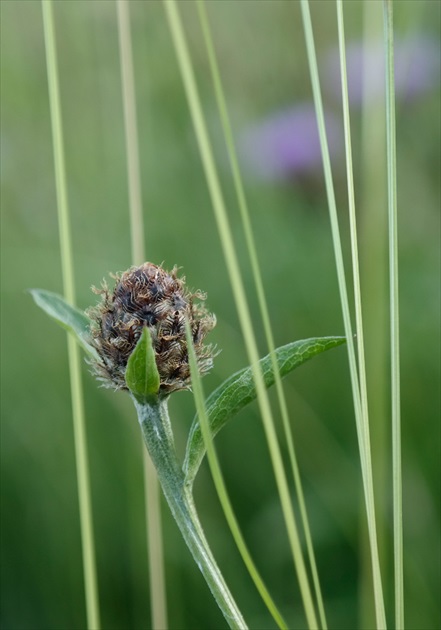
top-left (116, 0), bottom-right (144, 267)
top-left (164, 1), bottom-right (318, 626)
top-left (185, 321), bottom-right (287, 630)
top-left (336, 1), bottom-right (369, 455)
top-left (41, 2), bottom-right (100, 627)
top-left (383, 2), bottom-right (403, 627)
top-left (184, 336), bottom-right (346, 486)
top-left (337, 7), bottom-right (386, 623)
top-left (358, 3), bottom-right (389, 625)
top-left (116, 2), bottom-right (168, 627)
top-left (300, 1), bottom-right (386, 626)
top-left (195, 3), bottom-right (328, 626)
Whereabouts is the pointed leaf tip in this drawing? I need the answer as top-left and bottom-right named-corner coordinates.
top-left (183, 336), bottom-right (346, 486)
top-left (30, 288), bottom-right (98, 359)
top-left (126, 326), bottom-right (161, 403)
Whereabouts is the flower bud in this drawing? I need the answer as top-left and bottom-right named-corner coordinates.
top-left (88, 262), bottom-right (216, 395)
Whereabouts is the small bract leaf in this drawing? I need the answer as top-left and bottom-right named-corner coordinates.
top-left (30, 289), bottom-right (98, 359)
top-left (183, 336), bottom-right (346, 486)
top-left (126, 326), bottom-right (160, 403)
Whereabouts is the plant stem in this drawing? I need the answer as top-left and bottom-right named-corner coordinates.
top-left (116, 0), bottom-right (145, 266)
top-left (196, 4), bottom-right (326, 626)
top-left (164, 3), bottom-right (317, 626)
top-left (116, 3), bottom-right (168, 627)
top-left (42, 2), bottom-right (100, 628)
top-left (133, 397), bottom-right (247, 630)
top-left (383, 2), bottom-right (403, 627)
top-left (337, 4), bottom-right (385, 623)
top-left (359, 3), bottom-right (388, 626)
top-left (184, 321), bottom-right (288, 630)
top-left (300, 2), bottom-right (386, 627)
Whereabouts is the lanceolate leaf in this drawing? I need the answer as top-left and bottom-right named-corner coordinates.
top-left (30, 289), bottom-right (98, 359)
top-left (183, 336), bottom-right (346, 486)
top-left (126, 327), bottom-right (160, 403)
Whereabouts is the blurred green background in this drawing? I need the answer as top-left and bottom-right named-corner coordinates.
top-left (1, 1), bottom-right (439, 629)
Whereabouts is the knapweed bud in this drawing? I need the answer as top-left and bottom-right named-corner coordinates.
top-left (88, 262), bottom-right (216, 395)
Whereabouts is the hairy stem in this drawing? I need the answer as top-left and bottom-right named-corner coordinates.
top-left (133, 397), bottom-right (247, 630)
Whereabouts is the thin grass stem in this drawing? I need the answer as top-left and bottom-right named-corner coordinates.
top-left (164, 1), bottom-right (318, 627)
top-left (116, 2), bottom-right (168, 627)
top-left (41, 2), bottom-right (100, 628)
top-left (184, 321), bottom-right (288, 630)
top-left (337, 7), bottom-right (383, 624)
top-left (382, 2), bottom-right (403, 627)
top-left (359, 3), bottom-right (388, 625)
top-left (300, 1), bottom-right (386, 627)
top-left (336, 0), bottom-right (370, 474)
top-left (196, 2), bottom-right (327, 627)
top-left (116, 0), bottom-right (144, 266)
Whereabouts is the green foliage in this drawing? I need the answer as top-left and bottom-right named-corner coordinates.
top-left (184, 336), bottom-right (346, 486)
top-left (31, 289), bottom-right (162, 403)
top-left (31, 289), bottom-right (345, 488)
top-left (33, 288), bottom-right (342, 627)
top-left (30, 289), bottom-right (97, 360)
top-left (31, 287), bottom-right (345, 472)
top-left (125, 327), bottom-right (160, 403)
top-left (3, 2), bottom-right (439, 628)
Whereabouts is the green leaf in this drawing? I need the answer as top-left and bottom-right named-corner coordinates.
top-left (126, 327), bottom-right (160, 403)
top-left (30, 289), bottom-right (98, 359)
top-left (183, 336), bottom-right (346, 485)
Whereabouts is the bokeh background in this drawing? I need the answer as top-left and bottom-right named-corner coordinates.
top-left (1, 2), bottom-right (440, 629)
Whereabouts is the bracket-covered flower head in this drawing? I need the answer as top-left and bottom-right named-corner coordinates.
top-left (88, 262), bottom-right (216, 395)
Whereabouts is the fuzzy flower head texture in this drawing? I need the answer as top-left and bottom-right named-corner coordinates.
top-left (88, 262), bottom-right (216, 395)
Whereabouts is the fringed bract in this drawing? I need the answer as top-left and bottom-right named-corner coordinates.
top-left (88, 262), bottom-right (216, 395)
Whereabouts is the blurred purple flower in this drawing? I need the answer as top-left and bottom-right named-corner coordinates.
top-left (324, 35), bottom-right (440, 105)
top-left (239, 104), bottom-right (342, 181)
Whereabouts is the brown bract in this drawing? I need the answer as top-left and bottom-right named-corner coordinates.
top-left (88, 262), bottom-right (216, 395)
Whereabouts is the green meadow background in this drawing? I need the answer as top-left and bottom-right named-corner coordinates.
top-left (1, 2), bottom-right (439, 629)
